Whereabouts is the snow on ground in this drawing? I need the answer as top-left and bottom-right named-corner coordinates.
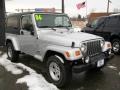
top-left (0, 54), bottom-right (23, 75)
top-left (16, 63), bottom-right (58, 90)
top-left (0, 54), bottom-right (58, 90)
top-left (107, 65), bottom-right (120, 76)
top-left (119, 72), bottom-right (120, 76)
top-left (107, 65), bottom-right (117, 71)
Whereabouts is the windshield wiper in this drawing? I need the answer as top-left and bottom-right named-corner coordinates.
top-left (55, 25), bottom-right (64, 27)
top-left (55, 25), bottom-right (71, 30)
top-left (39, 26), bottom-right (56, 31)
top-left (39, 26), bottom-right (50, 28)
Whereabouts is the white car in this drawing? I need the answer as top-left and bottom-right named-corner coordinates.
top-left (6, 12), bottom-right (112, 87)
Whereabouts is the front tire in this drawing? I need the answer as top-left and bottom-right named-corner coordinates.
top-left (6, 42), bottom-right (19, 62)
top-left (46, 55), bottom-right (72, 87)
top-left (112, 39), bottom-right (120, 54)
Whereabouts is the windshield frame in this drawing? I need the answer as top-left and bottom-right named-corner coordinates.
top-left (34, 13), bottom-right (72, 29)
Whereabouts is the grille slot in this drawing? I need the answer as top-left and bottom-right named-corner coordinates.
top-left (85, 40), bottom-right (102, 56)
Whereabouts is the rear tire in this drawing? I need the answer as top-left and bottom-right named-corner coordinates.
top-left (46, 55), bottom-right (72, 87)
top-left (6, 42), bottom-right (19, 62)
top-left (112, 39), bottom-right (120, 54)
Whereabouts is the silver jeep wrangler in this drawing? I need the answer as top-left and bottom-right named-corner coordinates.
top-left (5, 12), bottom-right (112, 87)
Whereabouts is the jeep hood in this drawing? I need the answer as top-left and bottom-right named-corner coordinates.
top-left (38, 28), bottom-right (103, 47)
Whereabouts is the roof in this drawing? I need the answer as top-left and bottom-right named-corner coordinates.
top-left (88, 12), bottom-right (120, 22)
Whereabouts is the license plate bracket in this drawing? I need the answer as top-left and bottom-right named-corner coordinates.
top-left (97, 59), bottom-right (104, 67)
top-left (90, 53), bottom-right (105, 62)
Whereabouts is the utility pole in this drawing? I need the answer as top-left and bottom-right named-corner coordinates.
top-left (0, 0), bottom-right (6, 46)
top-left (62, 0), bottom-right (65, 13)
top-left (107, 0), bottom-right (110, 13)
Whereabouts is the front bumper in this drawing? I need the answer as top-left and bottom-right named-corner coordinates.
top-left (72, 52), bottom-right (112, 73)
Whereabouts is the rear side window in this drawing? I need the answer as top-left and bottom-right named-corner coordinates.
top-left (7, 16), bottom-right (19, 28)
top-left (6, 16), bottom-right (20, 34)
top-left (118, 16), bottom-right (120, 26)
top-left (105, 16), bottom-right (119, 27)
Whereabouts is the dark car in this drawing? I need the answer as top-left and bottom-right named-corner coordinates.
top-left (82, 14), bottom-right (120, 54)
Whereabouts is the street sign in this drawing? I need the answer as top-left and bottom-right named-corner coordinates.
top-left (0, 0), bottom-right (5, 46)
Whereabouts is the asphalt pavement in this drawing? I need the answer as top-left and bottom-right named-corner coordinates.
top-left (0, 47), bottom-right (120, 90)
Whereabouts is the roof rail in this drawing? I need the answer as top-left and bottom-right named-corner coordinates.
top-left (109, 13), bottom-right (120, 16)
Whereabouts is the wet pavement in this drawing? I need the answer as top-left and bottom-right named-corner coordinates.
top-left (0, 47), bottom-right (120, 90)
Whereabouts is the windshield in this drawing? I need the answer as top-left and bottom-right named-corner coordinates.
top-left (34, 14), bottom-right (72, 28)
top-left (91, 19), bottom-right (99, 28)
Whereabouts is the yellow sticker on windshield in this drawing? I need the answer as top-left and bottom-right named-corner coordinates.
top-left (35, 14), bottom-right (43, 21)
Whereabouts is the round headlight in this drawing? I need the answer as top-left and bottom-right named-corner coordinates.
top-left (81, 43), bottom-right (87, 53)
top-left (100, 40), bottom-right (105, 47)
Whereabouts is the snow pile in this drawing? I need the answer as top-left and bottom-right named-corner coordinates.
top-left (107, 65), bottom-right (117, 71)
top-left (16, 63), bottom-right (58, 90)
top-left (0, 54), bottom-right (23, 75)
top-left (17, 74), bottom-right (57, 90)
top-left (0, 54), bottom-right (58, 90)
top-left (73, 27), bottom-right (81, 32)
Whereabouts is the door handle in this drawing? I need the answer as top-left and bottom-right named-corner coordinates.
top-left (21, 31), bottom-right (24, 35)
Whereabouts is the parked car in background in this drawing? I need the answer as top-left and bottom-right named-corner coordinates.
top-left (82, 14), bottom-right (120, 54)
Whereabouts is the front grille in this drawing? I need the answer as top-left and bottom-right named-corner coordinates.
top-left (85, 40), bottom-right (102, 56)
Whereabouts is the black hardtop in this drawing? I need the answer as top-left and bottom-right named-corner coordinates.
top-left (7, 12), bottom-right (66, 17)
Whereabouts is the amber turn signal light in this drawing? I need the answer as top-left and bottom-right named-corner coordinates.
top-left (75, 51), bottom-right (80, 56)
top-left (107, 43), bottom-right (111, 48)
top-left (65, 52), bottom-right (70, 57)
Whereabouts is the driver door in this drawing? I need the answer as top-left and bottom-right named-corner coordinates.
top-left (19, 15), bottom-right (37, 55)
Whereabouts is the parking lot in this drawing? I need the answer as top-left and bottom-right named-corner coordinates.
top-left (0, 47), bottom-right (120, 90)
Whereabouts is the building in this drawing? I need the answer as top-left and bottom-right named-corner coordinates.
top-left (88, 12), bottom-right (117, 23)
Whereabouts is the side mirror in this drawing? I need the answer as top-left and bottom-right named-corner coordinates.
top-left (86, 23), bottom-right (91, 27)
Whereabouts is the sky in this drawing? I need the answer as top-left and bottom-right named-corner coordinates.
top-left (5, 0), bottom-right (120, 17)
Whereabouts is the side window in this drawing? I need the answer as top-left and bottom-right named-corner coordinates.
top-left (7, 16), bottom-right (19, 29)
top-left (97, 17), bottom-right (105, 25)
top-left (91, 17), bottom-right (105, 29)
top-left (21, 15), bottom-right (33, 31)
top-left (105, 16), bottom-right (118, 27)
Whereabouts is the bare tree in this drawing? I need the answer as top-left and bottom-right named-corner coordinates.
top-left (90, 8), bottom-right (96, 13)
top-left (113, 8), bottom-right (120, 13)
